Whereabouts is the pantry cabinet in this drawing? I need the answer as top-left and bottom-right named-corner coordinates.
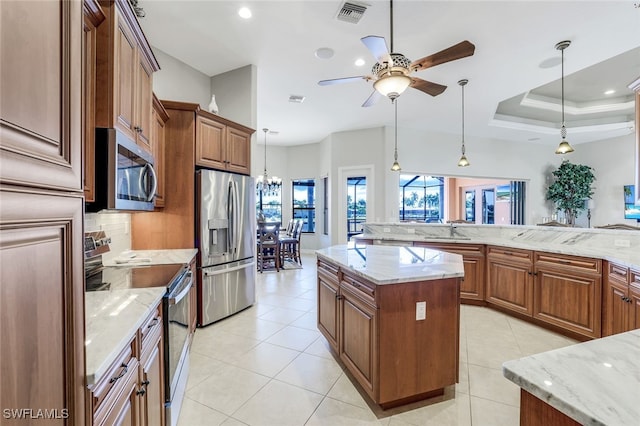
top-left (533, 252), bottom-right (602, 339)
top-left (1, 2), bottom-right (86, 424)
top-left (486, 246), bottom-right (534, 316)
top-left (95, 0), bottom-right (159, 153)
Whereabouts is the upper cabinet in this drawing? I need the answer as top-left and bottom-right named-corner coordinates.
top-left (630, 77), bottom-right (640, 205)
top-left (95, 0), bottom-right (159, 153)
top-left (195, 110), bottom-right (253, 175)
top-left (151, 94), bottom-right (169, 208)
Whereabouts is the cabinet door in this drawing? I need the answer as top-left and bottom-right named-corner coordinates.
top-left (135, 55), bottom-right (153, 151)
top-left (486, 257), bottom-right (533, 316)
top-left (196, 116), bottom-right (226, 169)
top-left (97, 358), bottom-right (141, 426)
top-left (603, 279), bottom-right (630, 336)
top-left (339, 287), bottom-right (377, 398)
top-left (140, 333), bottom-right (164, 426)
top-left (114, 11), bottom-right (136, 141)
top-left (630, 286), bottom-right (640, 331)
top-left (151, 108), bottom-right (166, 208)
top-left (0, 0), bottom-right (82, 191)
top-left (225, 126), bottom-right (251, 175)
top-left (0, 190), bottom-right (85, 425)
top-left (461, 255), bottom-right (485, 301)
top-left (317, 269), bottom-right (340, 352)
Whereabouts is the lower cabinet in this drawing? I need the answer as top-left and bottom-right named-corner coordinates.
top-left (533, 252), bottom-right (602, 339)
top-left (88, 303), bottom-right (164, 426)
top-left (317, 257), bottom-right (459, 408)
top-left (603, 261), bottom-right (640, 336)
top-left (486, 246), bottom-right (534, 316)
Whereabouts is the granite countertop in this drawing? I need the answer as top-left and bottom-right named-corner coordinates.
top-left (356, 223), bottom-right (640, 269)
top-left (502, 329), bottom-right (640, 425)
top-left (316, 243), bottom-right (464, 285)
top-left (85, 287), bottom-right (165, 385)
top-left (86, 248), bottom-right (198, 386)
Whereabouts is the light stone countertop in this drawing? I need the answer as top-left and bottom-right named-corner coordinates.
top-left (502, 329), bottom-right (640, 425)
top-left (103, 248), bottom-right (198, 266)
top-left (86, 248), bottom-right (197, 386)
top-left (356, 223), bottom-right (640, 269)
top-left (315, 243), bottom-right (464, 285)
top-left (85, 287), bottom-right (165, 385)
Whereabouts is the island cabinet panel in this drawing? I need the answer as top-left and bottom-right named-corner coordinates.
top-left (414, 242), bottom-right (485, 302)
top-left (486, 246), bottom-right (534, 316)
top-left (520, 390), bottom-right (581, 426)
top-left (317, 265), bottom-right (340, 352)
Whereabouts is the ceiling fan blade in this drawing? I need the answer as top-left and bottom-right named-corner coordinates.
top-left (362, 90), bottom-right (382, 108)
top-left (410, 40), bottom-right (476, 72)
top-left (361, 35), bottom-right (391, 64)
top-left (318, 76), bottom-right (369, 86)
top-left (410, 77), bottom-right (447, 96)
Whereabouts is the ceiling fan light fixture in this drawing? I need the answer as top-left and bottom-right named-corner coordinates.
top-left (374, 73), bottom-right (411, 99)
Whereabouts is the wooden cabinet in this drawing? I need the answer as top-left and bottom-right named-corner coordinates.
top-left (486, 246), bottom-right (534, 316)
top-left (131, 101), bottom-right (254, 250)
top-left (316, 257), bottom-right (459, 409)
top-left (533, 252), bottom-right (602, 339)
top-left (415, 242), bottom-right (486, 302)
top-left (89, 303), bottom-right (164, 426)
top-left (603, 261), bottom-right (640, 336)
top-left (1, 2), bottom-right (86, 424)
top-left (151, 94), bottom-right (169, 208)
top-left (95, 0), bottom-right (159, 152)
top-left (195, 111), bottom-right (253, 174)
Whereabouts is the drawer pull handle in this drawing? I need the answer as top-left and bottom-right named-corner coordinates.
top-left (559, 260), bottom-right (571, 265)
top-left (109, 363), bottom-right (128, 384)
top-left (504, 251), bottom-right (513, 256)
top-left (147, 318), bottom-right (159, 329)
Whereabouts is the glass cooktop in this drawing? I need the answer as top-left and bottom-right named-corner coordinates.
top-left (86, 263), bottom-right (187, 292)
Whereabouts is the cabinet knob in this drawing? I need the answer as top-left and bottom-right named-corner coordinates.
top-left (136, 388), bottom-right (146, 396)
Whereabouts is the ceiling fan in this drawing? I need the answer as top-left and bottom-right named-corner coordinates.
top-left (318, 0), bottom-right (476, 107)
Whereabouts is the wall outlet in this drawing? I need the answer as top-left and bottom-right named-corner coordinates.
top-left (416, 301), bottom-right (426, 321)
top-left (407, 228), bottom-right (415, 234)
top-left (383, 228), bottom-right (391, 233)
top-left (614, 239), bottom-right (631, 247)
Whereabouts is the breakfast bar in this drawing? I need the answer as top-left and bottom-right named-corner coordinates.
top-left (316, 243), bottom-right (464, 408)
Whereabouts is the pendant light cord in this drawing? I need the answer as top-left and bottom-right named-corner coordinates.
top-left (561, 48), bottom-right (565, 128)
top-left (461, 83), bottom-right (465, 155)
top-left (263, 128), bottom-right (268, 178)
top-left (389, 0), bottom-right (394, 53)
top-left (394, 100), bottom-right (398, 159)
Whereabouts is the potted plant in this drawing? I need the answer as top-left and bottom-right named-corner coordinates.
top-left (546, 160), bottom-right (595, 226)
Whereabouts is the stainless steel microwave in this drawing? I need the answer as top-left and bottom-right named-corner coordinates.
top-left (87, 128), bottom-right (157, 212)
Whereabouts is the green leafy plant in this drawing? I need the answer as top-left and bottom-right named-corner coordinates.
top-left (546, 161), bottom-right (595, 225)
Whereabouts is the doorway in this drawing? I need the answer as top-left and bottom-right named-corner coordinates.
top-left (347, 177), bottom-right (366, 240)
top-left (337, 165), bottom-right (374, 243)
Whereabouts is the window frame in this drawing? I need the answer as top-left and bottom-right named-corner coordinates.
top-left (292, 178), bottom-right (316, 233)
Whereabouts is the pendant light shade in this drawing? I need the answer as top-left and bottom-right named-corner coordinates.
top-left (457, 79), bottom-right (470, 167)
top-left (390, 100), bottom-right (401, 171)
top-left (555, 40), bottom-right (574, 155)
top-left (256, 128), bottom-right (282, 195)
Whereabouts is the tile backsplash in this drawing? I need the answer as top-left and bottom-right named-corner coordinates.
top-left (85, 212), bottom-right (131, 264)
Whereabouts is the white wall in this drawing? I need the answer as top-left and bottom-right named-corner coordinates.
top-left (210, 64), bottom-right (257, 129)
top-left (151, 48), bottom-right (210, 108)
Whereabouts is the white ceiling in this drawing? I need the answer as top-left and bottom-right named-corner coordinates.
top-left (138, 1), bottom-right (640, 147)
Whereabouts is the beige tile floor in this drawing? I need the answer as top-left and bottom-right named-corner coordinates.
top-left (178, 254), bottom-right (577, 426)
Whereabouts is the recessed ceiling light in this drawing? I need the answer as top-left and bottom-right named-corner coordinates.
top-left (315, 47), bottom-right (334, 59)
top-left (238, 7), bottom-right (252, 19)
top-left (355, 58), bottom-right (365, 67)
top-left (604, 89), bottom-right (616, 95)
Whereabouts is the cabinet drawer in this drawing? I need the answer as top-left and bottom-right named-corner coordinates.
top-left (487, 246), bottom-right (533, 263)
top-left (341, 272), bottom-right (376, 306)
top-left (317, 258), bottom-right (340, 278)
top-left (417, 242), bottom-right (485, 257)
top-left (140, 303), bottom-right (162, 346)
top-left (607, 262), bottom-right (629, 284)
top-left (89, 337), bottom-right (137, 415)
top-left (535, 252), bottom-right (601, 274)
top-left (631, 268), bottom-right (640, 290)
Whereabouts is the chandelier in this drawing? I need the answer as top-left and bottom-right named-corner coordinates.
top-left (256, 128), bottom-right (282, 196)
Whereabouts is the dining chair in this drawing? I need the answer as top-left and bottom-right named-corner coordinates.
top-left (257, 222), bottom-right (280, 272)
top-left (280, 219), bottom-right (303, 266)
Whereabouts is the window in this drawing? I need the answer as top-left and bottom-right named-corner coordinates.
top-left (256, 190), bottom-right (282, 222)
top-left (347, 176), bottom-right (366, 239)
top-left (323, 177), bottom-right (329, 235)
top-left (293, 179), bottom-right (315, 233)
top-left (398, 175), bottom-right (444, 223)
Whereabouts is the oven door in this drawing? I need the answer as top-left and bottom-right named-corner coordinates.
top-left (165, 270), bottom-right (193, 404)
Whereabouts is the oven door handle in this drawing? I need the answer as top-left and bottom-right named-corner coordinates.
top-left (168, 272), bottom-right (193, 306)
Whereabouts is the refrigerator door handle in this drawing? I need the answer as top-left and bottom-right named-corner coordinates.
top-left (203, 261), bottom-right (255, 276)
top-left (227, 181), bottom-right (234, 253)
top-left (233, 180), bottom-right (240, 255)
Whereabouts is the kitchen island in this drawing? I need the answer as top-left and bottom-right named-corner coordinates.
top-left (316, 243), bottom-right (464, 409)
top-left (503, 329), bottom-right (640, 425)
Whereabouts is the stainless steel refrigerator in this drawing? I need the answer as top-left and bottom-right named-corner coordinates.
top-left (196, 169), bottom-right (256, 326)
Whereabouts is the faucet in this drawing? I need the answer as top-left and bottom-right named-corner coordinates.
top-left (449, 222), bottom-right (457, 237)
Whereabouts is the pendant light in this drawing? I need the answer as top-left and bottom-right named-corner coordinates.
top-left (390, 100), bottom-right (401, 171)
top-left (256, 128), bottom-right (282, 195)
top-left (555, 40), bottom-right (574, 155)
top-left (457, 79), bottom-right (470, 167)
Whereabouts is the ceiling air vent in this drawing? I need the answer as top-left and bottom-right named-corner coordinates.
top-left (289, 95), bottom-right (306, 104)
top-left (336, 1), bottom-right (369, 24)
